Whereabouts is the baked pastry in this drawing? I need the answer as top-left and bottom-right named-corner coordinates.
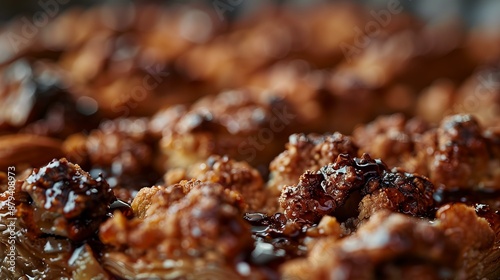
top-left (1, 2), bottom-right (500, 280)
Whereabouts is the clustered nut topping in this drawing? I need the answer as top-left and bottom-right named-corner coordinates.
top-left (1, 2), bottom-right (500, 280)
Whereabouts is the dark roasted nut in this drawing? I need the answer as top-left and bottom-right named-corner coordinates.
top-left (1, 159), bottom-right (113, 279)
top-left (280, 153), bottom-right (436, 225)
top-left (279, 154), bottom-right (386, 224)
top-left (19, 158), bottom-right (115, 241)
top-left (358, 170), bottom-right (436, 221)
top-left (428, 114), bottom-right (490, 190)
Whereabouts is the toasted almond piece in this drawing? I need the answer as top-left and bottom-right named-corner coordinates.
top-left (0, 134), bottom-right (64, 170)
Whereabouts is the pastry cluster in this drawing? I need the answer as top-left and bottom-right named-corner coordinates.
top-left (1, 3), bottom-right (499, 280)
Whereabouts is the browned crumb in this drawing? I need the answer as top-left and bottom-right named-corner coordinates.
top-left (269, 132), bottom-right (358, 198)
top-left (100, 180), bottom-right (255, 278)
top-left (358, 168), bottom-right (435, 222)
top-left (435, 204), bottom-right (496, 278)
top-left (425, 114), bottom-right (490, 190)
top-left (281, 211), bottom-right (460, 280)
top-left (164, 155), bottom-right (266, 211)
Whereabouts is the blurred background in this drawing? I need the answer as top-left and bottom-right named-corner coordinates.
top-left (1, 0), bottom-right (500, 133)
top-left (0, 0), bottom-right (500, 186)
top-left (2, 0), bottom-right (500, 27)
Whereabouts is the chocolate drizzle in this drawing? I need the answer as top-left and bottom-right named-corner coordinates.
top-left (244, 213), bottom-right (307, 266)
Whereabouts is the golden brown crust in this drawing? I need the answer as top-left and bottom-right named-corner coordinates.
top-left (426, 114), bottom-right (491, 189)
top-left (100, 180), bottom-right (254, 278)
top-left (131, 184), bottom-right (189, 219)
top-left (1, 3), bottom-right (500, 280)
top-left (435, 204), bottom-right (499, 279)
top-left (164, 155), bottom-right (266, 211)
top-left (436, 204), bottom-right (494, 251)
top-left (269, 133), bottom-right (359, 198)
top-left (281, 211), bottom-right (460, 280)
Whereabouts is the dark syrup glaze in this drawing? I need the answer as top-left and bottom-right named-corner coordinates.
top-left (87, 199), bottom-right (134, 279)
top-left (108, 198), bottom-right (134, 219)
top-left (243, 155), bottom-right (500, 270)
top-left (244, 155), bottom-right (390, 266)
top-left (434, 188), bottom-right (500, 223)
top-left (434, 188), bottom-right (500, 207)
top-left (12, 159), bottom-right (136, 278)
top-left (244, 213), bottom-right (308, 266)
top-left (352, 156), bottom-right (388, 180)
top-left (474, 203), bottom-right (500, 239)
